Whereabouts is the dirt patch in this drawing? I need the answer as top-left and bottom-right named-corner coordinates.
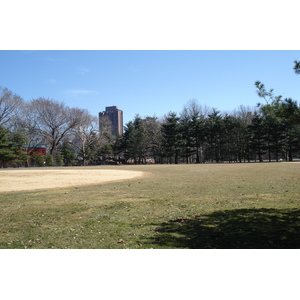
top-left (0, 168), bottom-right (146, 193)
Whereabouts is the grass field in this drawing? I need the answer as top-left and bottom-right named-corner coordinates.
top-left (1, 162), bottom-right (299, 249)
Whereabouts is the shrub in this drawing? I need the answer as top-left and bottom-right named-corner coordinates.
top-left (45, 154), bottom-right (54, 166)
top-left (32, 153), bottom-right (45, 167)
top-left (55, 152), bottom-right (64, 166)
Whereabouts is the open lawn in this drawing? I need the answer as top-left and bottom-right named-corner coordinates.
top-left (0, 163), bottom-right (299, 248)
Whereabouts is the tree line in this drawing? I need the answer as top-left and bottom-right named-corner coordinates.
top-left (0, 91), bottom-right (109, 167)
top-left (118, 97), bottom-right (300, 164)
top-left (0, 61), bottom-right (299, 167)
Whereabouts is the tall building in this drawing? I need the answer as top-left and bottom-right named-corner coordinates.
top-left (99, 106), bottom-right (123, 136)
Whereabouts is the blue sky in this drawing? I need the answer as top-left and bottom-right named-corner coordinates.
top-left (0, 50), bottom-right (299, 124)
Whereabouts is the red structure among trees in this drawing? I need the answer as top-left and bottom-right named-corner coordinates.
top-left (28, 145), bottom-right (47, 157)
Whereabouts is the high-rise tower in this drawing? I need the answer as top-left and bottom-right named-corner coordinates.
top-left (99, 106), bottom-right (123, 136)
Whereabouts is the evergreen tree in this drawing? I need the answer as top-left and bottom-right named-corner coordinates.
top-left (60, 140), bottom-right (77, 166)
top-left (274, 98), bottom-right (300, 161)
top-left (55, 152), bottom-right (64, 166)
top-left (191, 115), bottom-right (206, 163)
top-left (9, 130), bottom-right (29, 167)
top-left (181, 100), bottom-right (208, 163)
top-left (161, 112), bottom-right (183, 164)
top-left (121, 115), bottom-right (148, 164)
top-left (180, 109), bottom-right (194, 164)
top-left (0, 126), bottom-right (16, 167)
top-left (32, 153), bottom-right (45, 167)
top-left (45, 153), bottom-right (54, 166)
top-left (255, 81), bottom-right (300, 161)
top-left (132, 115), bottom-right (148, 164)
top-left (0, 126), bottom-right (28, 167)
top-left (205, 109), bottom-right (225, 163)
top-left (249, 113), bottom-right (267, 162)
top-left (262, 113), bottom-right (285, 161)
top-left (223, 114), bottom-right (241, 162)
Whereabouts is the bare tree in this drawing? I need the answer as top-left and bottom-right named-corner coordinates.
top-left (231, 105), bottom-right (256, 125)
top-left (99, 114), bottom-right (114, 144)
top-left (28, 98), bottom-right (84, 154)
top-left (0, 87), bottom-right (24, 127)
top-left (71, 110), bottom-right (100, 166)
top-left (9, 102), bottom-right (45, 166)
top-left (183, 99), bottom-right (211, 119)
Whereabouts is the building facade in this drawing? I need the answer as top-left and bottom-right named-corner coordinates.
top-left (99, 106), bottom-right (123, 136)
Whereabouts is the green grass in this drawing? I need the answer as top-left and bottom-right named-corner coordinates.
top-left (1, 163), bottom-right (300, 248)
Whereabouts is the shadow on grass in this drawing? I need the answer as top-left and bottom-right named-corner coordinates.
top-left (151, 208), bottom-right (300, 248)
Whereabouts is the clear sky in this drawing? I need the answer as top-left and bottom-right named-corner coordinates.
top-left (0, 50), bottom-right (299, 124)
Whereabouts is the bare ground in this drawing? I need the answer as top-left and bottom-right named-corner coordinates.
top-left (0, 167), bottom-right (146, 193)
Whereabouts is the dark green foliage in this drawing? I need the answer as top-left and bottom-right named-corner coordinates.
top-left (60, 141), bottom-right (77, 166)
top-left (0, 126), bottom-right (29, 167)
top-left (294, 60), bottom-right (300, 74)
top-left (180, 111), bottom-right (195, 163)
top-left (99, 143), bottom-right (113, 160)
top-left (189, 114), bottom-right (205, 163)
top-left (248, 113), bottom-right (267, 162)
top-left (205, 109), bottom-right (226, 163)
top-left (223, 115), bottom-right (246, 163)
top-left (55, 152), bottom-right (64, 166)
top-left (255, 80), bottom-right (300, 161)
top-left (45, 154), bottom-right (54, 166)
top-left (9, 131), bottom-right (29, 167)
top-left (122, 116), bottom-right (146, 164)
top-left (32, 153), bottom-right (45, 167)
top-left (121, 115), bottom-right (162, 164)
top-left (0, 126), bottom-right (16, 167)
top-left (161, 112), bottom-right (184, 164)
top-left (130, 115), bottom-right (148, 164)
top-left (117, 99), bottom-right (299, 164)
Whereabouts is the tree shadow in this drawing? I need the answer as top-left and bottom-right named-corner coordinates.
top-left (151, 208), bottom-right (300, 248)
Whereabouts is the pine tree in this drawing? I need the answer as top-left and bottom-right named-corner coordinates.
top-left (121, 115), bottom-right (148, 164)
top-left (249, 113), bottom-right (267, 162)
top-left (161, 112), bottom-right (183, 164)
top-left (180, 110), bottom-right (194, 164)
top-left (205, 109), bottom-right (225, 163)
top-left (60, 140), bottom-right (77, 166)
top-left (0, 126), bottom-right (28, 167)
top-left (0, 126), bottom-right (15, 167)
